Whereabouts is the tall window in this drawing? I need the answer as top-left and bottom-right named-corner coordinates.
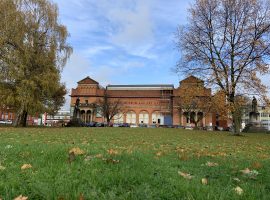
top-left (152, 112), bottom-right (161, 124)
top-left (126, 111), bottom-right (136, 124)
top-left (114, 113), bottom-right (124, 123)
top-left (139, 111), bottom-right (149, 124)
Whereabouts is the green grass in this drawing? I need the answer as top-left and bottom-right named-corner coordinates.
top-left (0, 127), bottom-right (270, 199)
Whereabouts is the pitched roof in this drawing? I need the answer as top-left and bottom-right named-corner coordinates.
top-left (180, 75), bottom-right (204, 84)
top-left (77, 76), bottom-right (99, 85)
top-left (107, 84), bottom-right (174, 90)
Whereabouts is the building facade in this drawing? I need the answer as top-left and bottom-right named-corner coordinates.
top-left (42, 110), bottom-right (71, 126)
top-left (70, 76), bottom-right (222, 127)
top-left (242, 105), bottom-right (270, 130)
top-left (0, 108), bottom-right (39, 125)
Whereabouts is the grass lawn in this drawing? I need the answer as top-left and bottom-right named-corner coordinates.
top-left (0, 127), bottom-right (270, 200)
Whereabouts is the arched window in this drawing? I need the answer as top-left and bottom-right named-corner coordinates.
top-left (86, 110), bottom-right (91, 123)
top-left (114, 113), bottom-right (124, 123)
top-left (139, 111), bottom-right (149, 124)
top-left (126, 111), bottom-right (136, 124)
top-left (80, 110), bottom-right (85, 122)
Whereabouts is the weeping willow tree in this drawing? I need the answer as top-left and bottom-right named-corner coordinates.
top-left (176, 0), bottom-right (270, 134)
top-left (0, 0), bottom-right (72, 126)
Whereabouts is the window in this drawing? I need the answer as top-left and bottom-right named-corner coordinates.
top-left (96, 107), bottom-right (102, 118)
top-left (139, 111), bottom-right (149, 124)
top-left (126, 111), bottom-right (136, 124)
top-left (152, 112), bottom-right (162, 124)
top-left (114, 113), bottom-right (124, 123)
top-left (261, 113), bottom-right (269, 117)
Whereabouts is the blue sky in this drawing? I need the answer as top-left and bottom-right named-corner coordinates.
top-left (54, 0), bottom-right (270, 108)
top-left (53, 0), bottom-right (194, 108)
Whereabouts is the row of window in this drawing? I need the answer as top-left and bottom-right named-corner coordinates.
top-left (260, 113), bottom-right (270, 117)
top-left (47, 116), bottom-right (70, 120)
top-left (114, 111), bottom-right (162, 124)
top-left (0, 113), bottom-right (35, 121)
top-left (244, 113), bottom-right (270, 117)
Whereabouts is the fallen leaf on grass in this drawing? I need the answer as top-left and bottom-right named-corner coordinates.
top-left (84, 155), bottom-right (93, 162)
top-left (0, 165), bottom-right (6, 170)
top-left (240, 168), bottom-right (251, 174)
top-left (107, 149), bottom-right (118, 155)
top-left (21, 164), bottom-right (32, 170)
top-left (233, 177), bottom-right (241, 182)
top-left (95, 154), bottom-right (103, 158)
top-left (156, 151), bottom-right (162, 157)
top-left (234, 186), bottom-right (243, 195)
top-left (14, 195), bottom-right (28, 200)
top-left (240, 168), bottom-right (259, 178)
top-left (202, 161), bottom-right (219, 167)
top-left (178, 171), bottom-right (194, 180)
top-left (103, 158), bottom-right (120, 164)
top-left (69, 147), bottom-right (85, 155)
top-left (201, 178), bottom-right (208, 185)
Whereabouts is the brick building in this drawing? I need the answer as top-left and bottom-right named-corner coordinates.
top-left (70, 76), bottom-right (226, 128)
top-left (0, 108), bottom-right (38, 125)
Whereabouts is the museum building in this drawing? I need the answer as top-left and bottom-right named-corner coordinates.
top-left (70, 76), bottom-right (225, 128)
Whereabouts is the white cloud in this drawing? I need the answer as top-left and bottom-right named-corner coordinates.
top-left (109, 1), bottom-right (154, 47)
top-left (82, 45), bottom-right (114, 56)
top-left (53, 0), bottom-right (196, 110)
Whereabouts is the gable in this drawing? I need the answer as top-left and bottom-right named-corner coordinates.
top-left (77, 76), bottom-right (99, 85)
top-left (180, 75), bottom-right (204, 84)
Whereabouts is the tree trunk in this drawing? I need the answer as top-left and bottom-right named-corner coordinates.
top-left (232, 110), bottom-right (241, 135)
top-left (14, 109), bottom-right (28, 127)
top-left (227, 94), bottom-right (241, 135)
top-left (194, 121), bottom-right (198, 128)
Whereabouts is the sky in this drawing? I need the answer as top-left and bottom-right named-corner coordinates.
top-left (53, 0), bottom-right (194, 109)
top-left (53, 0), bottom-right (270, 109)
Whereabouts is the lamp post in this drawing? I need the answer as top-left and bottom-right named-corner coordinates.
top-left (268, 112), bottom-right (270, 131)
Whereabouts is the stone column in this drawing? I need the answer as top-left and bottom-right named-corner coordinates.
top-left (181, 112), bottom-right (184, 126)
top-left (203, 114), bottom-right (206, 127)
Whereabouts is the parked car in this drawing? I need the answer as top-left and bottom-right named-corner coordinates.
top-left (185, 126), bottom-right (193, 130)
top-left (205, 126), bottom-right (213, 131)
top-left (113, 123), bottom-right (120, 127)
top-left (95, 122), bottom-right (104, 127)
top-left (175, 125), bottom-right (185, 129)
top-left (139, 123), bottom-right (147, 128)
top-left (120, 123), bottom-right (130, 127)
top-left (0, 120), bottom-right (12, 125)
top-left (86, 122), bottom-right (97, 127)
top-left (130, 123), bottom-right (138, 128)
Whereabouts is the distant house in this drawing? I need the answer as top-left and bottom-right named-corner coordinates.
top-left (42, 110), bottom-right (71, 126)
top-left (0, 107), bottom-right (39, 125)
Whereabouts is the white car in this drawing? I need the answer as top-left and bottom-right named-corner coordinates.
top-left (185, 126), bottom-right (193, 130)
top-left (0, 120), bottom-right (12, 125)
top-left (130, 124), bottom-right (138, 128)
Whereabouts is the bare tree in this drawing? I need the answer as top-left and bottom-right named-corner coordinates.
top-left (176, 0), bottom-right (270, 134)
top-left (95, 89), bottom-right (122, 124)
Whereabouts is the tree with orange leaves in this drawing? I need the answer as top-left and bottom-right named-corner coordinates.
top-left (176, 0), bottom-right (270, 134)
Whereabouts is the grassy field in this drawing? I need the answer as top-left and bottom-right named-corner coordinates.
top-left (0, 127), bottom-right (270, 200)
